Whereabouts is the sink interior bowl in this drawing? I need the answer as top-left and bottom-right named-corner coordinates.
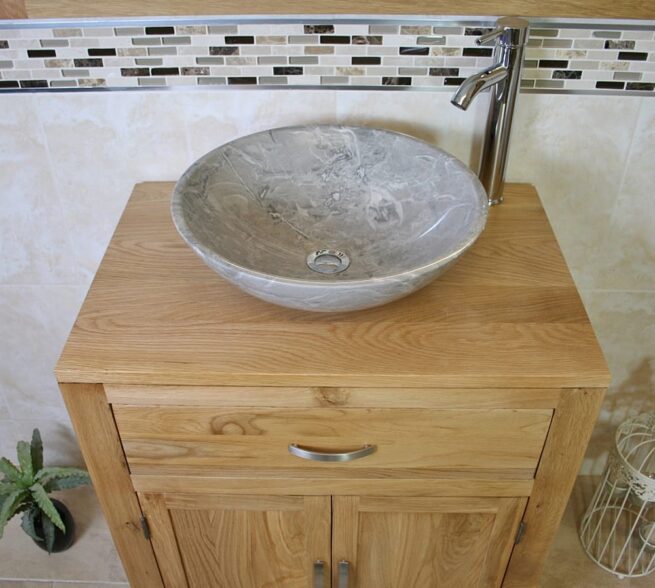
top-left (172, 125), bottom-right (488, 312)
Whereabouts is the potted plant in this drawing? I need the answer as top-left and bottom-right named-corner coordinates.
top-left (0, 428), bottom-right (90, 553)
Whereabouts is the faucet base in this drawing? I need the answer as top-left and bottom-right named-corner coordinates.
top-left (488, 196), bottom-right (504, 206)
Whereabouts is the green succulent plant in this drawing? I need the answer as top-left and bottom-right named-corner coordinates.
top-left (0, 428), bottom-right (91, 553)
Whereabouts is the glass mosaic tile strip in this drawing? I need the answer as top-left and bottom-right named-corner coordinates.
top-left (0, 20), bottom-right (653, 93)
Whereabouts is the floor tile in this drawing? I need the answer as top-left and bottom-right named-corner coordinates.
top-left (542, 476), bottom-right (655, 586)
top-left (0, 486), bottom-right (126, 583)
top-left (52, 582), bottom-right (130, 588)
top-left (0, 582), bottom-right (53, 587)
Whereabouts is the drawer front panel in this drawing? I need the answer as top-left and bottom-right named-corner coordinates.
top-left (114, 406), bottom-right (552, 477)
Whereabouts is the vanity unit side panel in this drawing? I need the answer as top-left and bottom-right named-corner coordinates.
top-left (503, 386), bottom-right (606, 587)
top-left (59, 383), bottom-right (164, 588)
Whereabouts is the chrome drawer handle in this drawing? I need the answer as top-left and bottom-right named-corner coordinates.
top-left (288, 443), bottom-right (376, 462)
top-left (338, 560), bottom-right (350, 588)
top-left (313, 560), bottom-right (325, 588)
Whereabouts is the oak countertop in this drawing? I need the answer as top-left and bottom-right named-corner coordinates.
top-left (56, 182), bottom-right (610, 389)
top-left (24, 1), bottom-right (655, 20)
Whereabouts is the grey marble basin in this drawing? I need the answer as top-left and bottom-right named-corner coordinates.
top-left (172, 125), bottom-right (488, 312)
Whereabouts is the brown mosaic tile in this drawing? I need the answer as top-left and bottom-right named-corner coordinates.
top-left (1, 19), bottom-right (652, 94)
top-left (352, 35), bottom-right (382, 45)
top-left (182, 66), bottom-right (209, 75)
top-left (210, 46), bottom-right (239, 56)
top-left (121, 67), bottom-right (149, 76)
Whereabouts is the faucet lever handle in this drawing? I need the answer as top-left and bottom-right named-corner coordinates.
top-left (477, 17), bottom-right (530, 47)
top-left (476, 28), bottom-right (504, 45)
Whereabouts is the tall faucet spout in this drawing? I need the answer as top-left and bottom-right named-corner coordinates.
top-left (448, 16), bottom-right (529, 204)
top-left (450, 64), bottom-right (508, 111)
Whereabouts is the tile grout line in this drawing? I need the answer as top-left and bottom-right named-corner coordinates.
top-left (0, 21), bottom-right (653, 93)
top-left (606, 95), bottom-right (645, 227)
top-left (30, 91), bottom-right (88, 286)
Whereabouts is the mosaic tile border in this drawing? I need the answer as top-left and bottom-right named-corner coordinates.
top-left (0, 18), bottom-right (654, 94)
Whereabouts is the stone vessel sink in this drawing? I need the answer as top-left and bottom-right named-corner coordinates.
top-left (172, 125), bottom-right (488, 312)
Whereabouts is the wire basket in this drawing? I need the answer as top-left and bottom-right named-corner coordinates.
top-left (579, 412), bottom-right (655, 578)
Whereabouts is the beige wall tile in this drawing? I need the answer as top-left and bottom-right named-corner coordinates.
top-left (507, 94), bottom-right (642, 290)
top-left (336, 90), bottom-right (485, 168)
top-left (0, 87), bottom-right (653, 585)
top-left (591, 98), bottom-right (655, 291)
top-left (183, 89), bottom-right (337, 160)
top-left (35, 91), bottom-right (192, 281)
top-left (0, 95), bottom-right (80, 286)
top-left (0, 286), bottom-right (86, 420)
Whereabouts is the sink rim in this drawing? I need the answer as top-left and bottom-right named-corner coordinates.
top-left (172, 123), bottom-right (489, 286)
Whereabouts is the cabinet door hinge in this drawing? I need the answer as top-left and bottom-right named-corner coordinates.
top-left (140, 515), bottom-right (151, 540)
top-left (515, 521), bottom-right (526, 544)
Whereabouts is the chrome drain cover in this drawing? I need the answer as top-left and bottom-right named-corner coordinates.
top-left (306, 249), bottom-right (350, 274)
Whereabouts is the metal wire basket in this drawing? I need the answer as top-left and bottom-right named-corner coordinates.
top-left (579, 412), bottom-right (655, 578)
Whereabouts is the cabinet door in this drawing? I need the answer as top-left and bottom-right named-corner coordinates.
top-left (139, 493), bottom-right (331, 588)
top-left (332, 496), bottom-right (526, 588)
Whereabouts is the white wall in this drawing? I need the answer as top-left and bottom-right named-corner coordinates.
top-left (0, 89), bottom-right (653, 580)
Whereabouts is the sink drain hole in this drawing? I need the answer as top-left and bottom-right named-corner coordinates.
top-left (306, 249), bottom-right (350, 274)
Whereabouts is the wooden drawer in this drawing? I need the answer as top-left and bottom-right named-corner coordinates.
top-left (113, 405), bottom-right (552, 478)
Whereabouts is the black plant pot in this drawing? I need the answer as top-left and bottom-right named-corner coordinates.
top-left (32, 499), bottom-right (76, 553)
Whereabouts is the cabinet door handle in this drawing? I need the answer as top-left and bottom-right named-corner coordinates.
top-left (338, 560), bottom-right (350, 588)
top-left (313, 560), bottom-right (325, 588)
top-left (288, 443), bottom-right (376, 462)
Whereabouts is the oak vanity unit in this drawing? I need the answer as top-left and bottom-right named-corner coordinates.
top-left (56, 182), bottom-right (610, 588)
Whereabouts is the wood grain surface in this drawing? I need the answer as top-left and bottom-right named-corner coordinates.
top-left (131, 475), bottom-right (534, 496)
top-left (139, 493), bottom-right (188, 588)
top-left (25, 0), bottom-right (655, 19)
top-left (502, 387), bottom-right (605, 587)
top-left (105, 385), bottom-right (562, 408)
top-left (114, 406), bottom-right (552, 475)
top-left (0, 0), bottom-right (27, 18)
top-left (56, 182), bottom-right (610, 389)
top-left (332, 495), bottom-right (526, 588)
top-left (59, 384), bottom-right (163, 588)
top-left (141, 493), bottom-right (331, 588)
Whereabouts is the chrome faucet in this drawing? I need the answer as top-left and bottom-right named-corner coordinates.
top-left (451, 17), bottom-right (529, 205)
